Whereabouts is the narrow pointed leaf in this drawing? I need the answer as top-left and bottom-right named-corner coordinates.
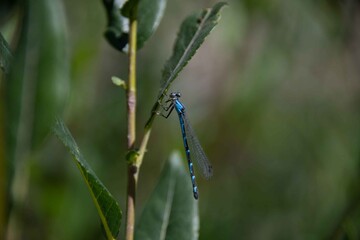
top-left (30, 0), bottom-right (69, 149)
top-left (5, 0), bottom-right (69, 166)
top-left (137, 0), bottom-right (167, 49)
top-left (102, 0), bottom-right (167, 53)
top-left (159, 2), bottom-right (227, 97)
top-left (0, 33), bottom-right (13, 74)
top-left (53, 119), bottom-right (121, 240)
top-left (135, 152), bottom-right (199, 240)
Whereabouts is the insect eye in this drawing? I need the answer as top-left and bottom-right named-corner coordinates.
top-left (176, 92), bottom-right (181, 97)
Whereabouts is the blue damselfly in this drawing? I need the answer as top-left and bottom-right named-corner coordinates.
top-left (157, 92), bottom-right (213, 199)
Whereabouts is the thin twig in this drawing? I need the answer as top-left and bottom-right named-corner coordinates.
top-left (125, 3), bottom-right (138, 240)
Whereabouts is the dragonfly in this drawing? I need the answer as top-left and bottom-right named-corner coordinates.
top-left (157, 92), bottom-right (213, 199)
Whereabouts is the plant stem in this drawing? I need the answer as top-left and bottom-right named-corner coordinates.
top-left (136, 93), bottom-right (168, 170)
top-left (125, 4), bottom-right (138, 240)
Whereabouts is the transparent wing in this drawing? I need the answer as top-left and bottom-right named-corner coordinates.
top-left (183, 113), bottom-right (213, 179)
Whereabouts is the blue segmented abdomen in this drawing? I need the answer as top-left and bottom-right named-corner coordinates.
top-left (177, 112), bottom-right (199, 200)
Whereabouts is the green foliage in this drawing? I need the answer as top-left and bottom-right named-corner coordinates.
top-left (111, 76), bottom-right (127, 89)
top-left (103, 0), bottom-right (167, 53)
top-left (2, 1), bottom-right (228, 239)
top-left (135, 152), bottom-right (199, 240)
top-left (53, 119), bottom-right (122, 240)
top-left (0, 33), bottom-right (12, 74)
top-left (146, 2), bottom-right (226, 128)
top-left (103, 0), bottom-right (127, 52)
top-left (137, 0), bottom-right (167, 49)
top-left (5, 0), bottom-right (69, 161)
top-left (159, 2), bottom-right (227, 97)
top-left (2, 0), bottom-right (358, 239)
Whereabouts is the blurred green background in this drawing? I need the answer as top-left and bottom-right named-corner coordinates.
top-left (2, 0), bottom-right (360, 239)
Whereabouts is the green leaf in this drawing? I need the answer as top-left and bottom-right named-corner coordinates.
top-left (53, 119), bottom-right (122, 240)
top-left (111, 76), bottom-right (127, 89)
top-left (103, 0), bottom-right (128, 52)
top-left (0, 33), bottom-right (13, 74)
top-left (137, 0), bottom-right (167, 49)
top-left (5, 0), bottom-right (69, 165)
top-left (135, 152), bottom-right (199, 240)
top-left (31, 0), bottom-right (70, 149)
top-left (102, 0), bottom-right (167, 53)
top-left (159, 2), bottom-right (227, 97)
